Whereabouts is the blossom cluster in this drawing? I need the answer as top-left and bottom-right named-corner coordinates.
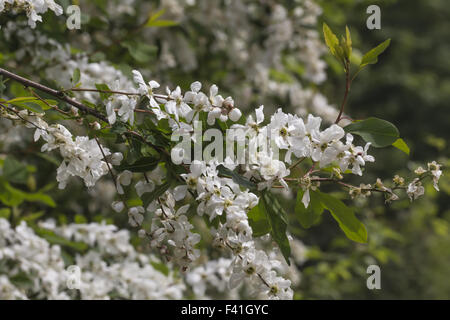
top-left (2, 109), bottom-right (122, 189)
top-left (0, 218), bottom-right (185, 299)
top-left (0, 0), bottom-right (63, 28)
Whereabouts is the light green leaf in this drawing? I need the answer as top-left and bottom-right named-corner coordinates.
top-left (147, 20), bottom-right (178, 27)
top-left (317, 191), bottom-right (367, 243)
top-left (344, 117), bottom-right (400, 147)
top-left (71, 68), bottom-right (81, 85)
top-left (392, 138), bottom-right (410, 155)
top-left (360, 39), bottom-right (391, 68)
top-left (95, 83), bottom-right (112, 100)
top-left (323, 23), bottom-right (339, 57)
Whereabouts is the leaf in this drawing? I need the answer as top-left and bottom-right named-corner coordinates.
top-left (147, 20), bottom-right (178, 27)
top-left (141, 181), bottom-right (171, 207)
top-left (317, 191), bottom-right (367, 243)
top-left (0, 177), bottom-right (55, 207)
top-left (323, 23), bottom-right (339, 57)
top-left (217, 165), bottom-right (257, 190)
top-left (116, 157), bottom-right (159, 172)
top-left (3, 156), bottom-right (28, 184)
top-left (392, 138), bottom-right (410, 155)
top-left (146, 9), bottom-right (166, 25)
top-left (295, 190), bottom-right (324, 228)
top-left (261, 192), bottom-right (291, 265)
top-left (34, 227), bottom-right (88, 252)
top-left (344, 117), bottom-right (400, 147)
top-left (146, 9), bottom-right (178, 28)
top-left (360, 39), bottom-right (391, 68)
top-left (247, 205), bottom-right (271, 237)
top-left (95, 83), bottom-right (112, 100)
top-left (122, 41), bottom-right (157, 63)
top-left (71, 68), bottom-right (81, 85)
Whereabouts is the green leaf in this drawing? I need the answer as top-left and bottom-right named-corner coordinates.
top-left (0, 177), bottom-right (55, 207)
top-left (344, 117), bottom-right (400, 147)
top-left (122, 41), bottom-right (157, 63)
top-left (34, 227), bottom-right (88, 252)
top-left (0, 208), bottom-right (11, 219)
top-left (360, 39), bottom-right (391, 68)
top-left (217, 165), bottom-right (257, 190)
top-left (247, 204), bottom-right (271, 237)
top-left (323, 23), bottom-right (339, 57)
top-left (146, 9), bottom-right (178, 28)
top-left (95, 83), bottom-right (112, 100)
top-left (317, 191), bottom-right (367, 243)
top-left (295, 190), bottom-right (324, 228)
top-left (141, 181), bottom-right (171, 207)
top-left (392, 138), bottom-right (410, 155)
top-left (261, 192), bottom-right (291, 265)
top-left (2, 156), bottom-right (28, 184)
top-left (147, 20), bottom-right (178, 27)
top-left (116, 157), bottom-right (159, 172)
top-left (71, 68), bottom-right (81, 85)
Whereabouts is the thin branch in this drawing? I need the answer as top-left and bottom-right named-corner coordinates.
top-left (0, 67), bottom-right (107, 122)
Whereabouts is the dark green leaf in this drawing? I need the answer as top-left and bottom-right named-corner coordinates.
top-left (116, 157), bottom-right (159, 172)
top-left (247, 205), bottom-right (271, 237)
top-left (261, 192), bottom-right (291, 265)
top-left (3, 156), bottom-right (28, 184)
top-left (344, 117), bottom-right (399, 147)
top-left (295, 190), bottom-right (324, 228)
top-left (141, 181), bottom-right (171, 207)
top-left (217, 165), bottom-right (257, 190)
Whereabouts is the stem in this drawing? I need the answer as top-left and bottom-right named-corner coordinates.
top-left (335, 61), bottom-right (351, 124)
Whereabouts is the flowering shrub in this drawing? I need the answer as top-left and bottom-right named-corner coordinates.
top-left (0, 0), bottom-right (443, 300)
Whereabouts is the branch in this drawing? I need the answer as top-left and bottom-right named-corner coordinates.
top-left (0, 67), bottom-right (107, 122)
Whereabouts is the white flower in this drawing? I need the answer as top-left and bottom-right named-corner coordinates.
top-left (112, 201), bottom-right (125, 212)
top-left (165, 86), bottom-right (192, 121)
top-left (428, 161), bottom-right (442, 191)
top-left (135, 180), bottom-right (155, 197)
top-left (407, 178), bottom-right (425, 201)
top-left (128, 206), bottom-right (145, 227)
top-left (117, 170), bottom-right (133, 194)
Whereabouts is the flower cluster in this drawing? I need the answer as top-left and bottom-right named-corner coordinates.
top-left (0, 218), bottom-right (185, 299)
top-left (0, 0), bottom-right (63, 28)
top-left (2, 109), bottom-right (122, 189)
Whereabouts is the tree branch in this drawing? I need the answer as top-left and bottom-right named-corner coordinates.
top-left (0, 67), bottom-right (107, 122)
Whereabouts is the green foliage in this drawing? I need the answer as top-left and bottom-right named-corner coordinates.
top-left (344, 117), bottom-right (400, 147)
top-left (247, 204), bottom-right (271, 237)
top-left (360, 39), bottom-right (391, 68)
top-left (392, 138), bottom-right (410, 155)
top-left (115, 157), bottom-right (159, 172)
top-left (260, 192), bottom-right (291, 265)
top-left (295, 190), bottom-right (324, 228)
top-left (317, 191), bottom-right (367, 243)
top-left (146, 9), bottom-right (178, 28)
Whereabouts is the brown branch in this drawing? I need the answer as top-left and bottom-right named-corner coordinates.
top-left (0, 67), bottom-right (107, 122)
